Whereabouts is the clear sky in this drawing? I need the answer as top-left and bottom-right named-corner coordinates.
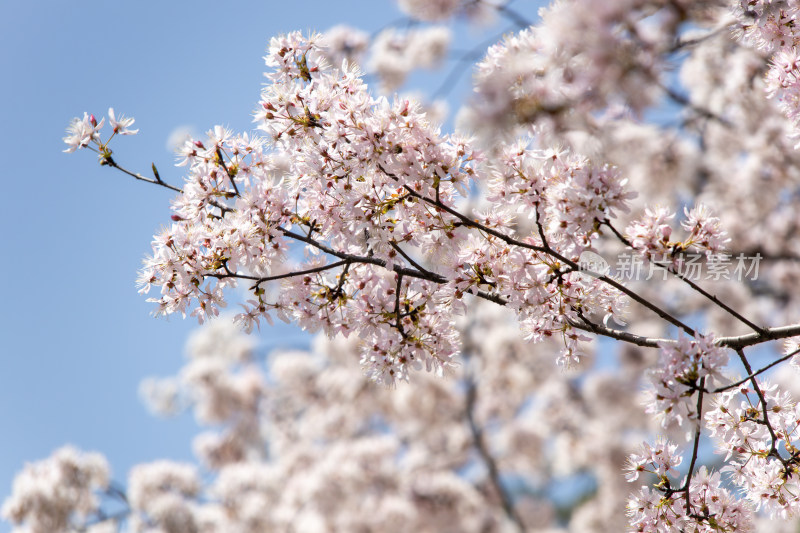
top-left (0, 1), bottom-right (543, 529)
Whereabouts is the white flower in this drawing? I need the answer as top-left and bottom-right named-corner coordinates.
top-left (108, 107), bottom-right (138, 135)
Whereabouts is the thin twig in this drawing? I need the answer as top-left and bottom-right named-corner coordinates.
top-left (431, 26), bottom-right (518, 100)
top-left (390, 241), bottom-right (434, 276)
top-left (714, 347), bottom-right (800, 393)
top-left (208, 259), bottom-right (350, 290)
top-left (104, 156), bottom-right (233, 214)
top-left (394, 273), bottom-right (407, 338)
top-left (660, 83), bottom-right (732, 127)
top-left (572, 314), bottom-right (667, 348)
top-left (494, 3), bottom-right (533, 28)
top-left (465, 376), bottom-right (526, 533)
top-left (669, 25), bottom-right (729, 53)
top-left (104, 156), bottom-right (183, 194)
top-left (215, 147), bottom-right (240, 196)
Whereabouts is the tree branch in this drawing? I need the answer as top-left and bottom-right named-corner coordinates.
top-left (465, 376), bottom-right (525, 533)
top-left (208, 259), bottom-right (351, 290)
top-left (680, 376), bottom-right (705, 515)
top-left (105, 157), bottom-right (800, 352)
top-left (103, 155), bottom-right (183, 194)
top-left (735, 347), bottom-right (783, 460)
top-left (405, 188), bottom-right (697, 336)
top-left (713, 347), bottom-right (800, 393)
top-left (603, 221), bottom-right (765, 335)
top-left (215, 147), bottom-right (240, 197)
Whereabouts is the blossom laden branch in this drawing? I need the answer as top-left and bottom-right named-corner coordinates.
top-left (605, 219), bottom-right (766, 335)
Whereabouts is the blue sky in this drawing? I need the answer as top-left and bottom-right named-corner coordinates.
top-left (0, 0), bottom-right (544, 527)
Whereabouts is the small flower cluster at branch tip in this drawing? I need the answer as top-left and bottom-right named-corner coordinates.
top-left (62, 108), bottom-right (137, 154)
top-left (625, 439), bottom-right (682, 484)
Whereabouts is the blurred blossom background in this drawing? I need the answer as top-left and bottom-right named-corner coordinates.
top-left (0, 1), bottom-right (545, 530)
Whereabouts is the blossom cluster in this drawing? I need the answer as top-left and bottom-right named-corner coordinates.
top-left (1, 447), bottom-right (110, 533)
top-left (733, 0), bottom-right (800, 142)
top-left (627, 461), bottom-right (753, 532)
top-left (625, 204), bottom-right (730, 266)
top-left (706, 382), bottom-right (800, 519)
top-left (62, 108), bottom-right (137, 153)
top-left (368, 26), bottom-right (451, 91)
top-left (4, 306), bottom-right (659, 532)
top-left (395, 0), bottom-right (505, 23)
top-left (114, 30), bottom-right (641, 380)
top-left (464, 0), bottom-right (698, 138)
top-left (644, 334), bottom-right (729, 429)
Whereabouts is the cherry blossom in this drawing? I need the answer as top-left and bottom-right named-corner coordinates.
top-left (1, 447), bottom-right (110, 533)
top-left (22, 0), bottom-right (800, 530)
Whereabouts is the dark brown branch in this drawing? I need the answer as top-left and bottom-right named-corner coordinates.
top-left (675, 273), bottom-right (765, 334)
top-left (103, 155), bottom-right (183, 194)
top-left (572, 314), bottom-right (667, 348)
top-left (104, 156), bottom-right (233, 215)
top-left (215, 147), bottom-right (240, 197)
top-left (279, 226), bottom-right (446, 283)
top-left (405, 188), bottom-right (697, 336)
top-left (680, 376), bottom-right (705, 514)
top-left (208, 259), bottom-right (351, 290)
top-left (106, 157), bottom-right (800, 352)
top-left (714, 347), bottom-right (800, 393)
top-left (403, 185), bottom-right (548, 254)
top-left (277, 227), bottom-right (505, 308)
top-left (394, 273), bottom-right (407, 338)
top-left (717, 324), bottom-right (800, 349)
top-left (735, 347), bottom-right (782, 460)
top-left (390, 241), bottom-right (434, 277)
